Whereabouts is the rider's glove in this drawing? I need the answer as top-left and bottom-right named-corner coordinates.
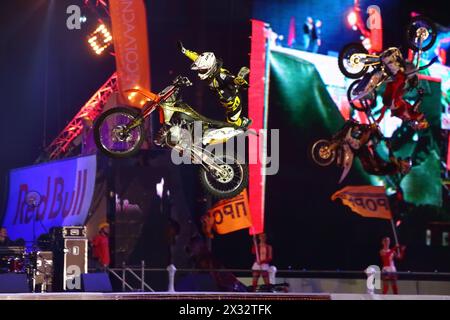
top-left (177, 40), bottom-right (185, 53)
top-left (234, 76), bottom-right (248, 87)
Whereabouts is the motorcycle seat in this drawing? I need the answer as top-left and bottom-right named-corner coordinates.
top-left (177, 103), bottom-right (242, 129)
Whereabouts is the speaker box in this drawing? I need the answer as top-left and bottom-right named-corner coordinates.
top-left (53, 238), bottom-right (88, 291)
top-left (175, 273), bottom-right (220, 292)
top-left (81, 273), bottom-right (113, 292)
top-left (0, 273), bottom-right (30, 293)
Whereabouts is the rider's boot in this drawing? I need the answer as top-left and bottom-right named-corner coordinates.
top-left (413, 119), bottom-right (429, 130)
top-left (154, 127), bottom-right (166, 146)
top-left (241, 117), bottom-right (253, 129)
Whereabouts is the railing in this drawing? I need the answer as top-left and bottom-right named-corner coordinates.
top-left (97, 261), bottom-right (450, 294)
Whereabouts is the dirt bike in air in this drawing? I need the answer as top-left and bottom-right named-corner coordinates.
top-left (93, 76), bottom-right (249, 199)
top-left (338, 16), bottom-right (438, 112)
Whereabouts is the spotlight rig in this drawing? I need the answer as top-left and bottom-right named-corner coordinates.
top-left (88, 23), bottom-right (113, 55)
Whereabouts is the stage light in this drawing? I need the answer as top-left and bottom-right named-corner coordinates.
top-left (347, 11), bottom-right (357, 27)
top-left (80, 16), bottom-right (87, 23)
top-left (156, 178), bottom-right (165, 198)
top-left (88, 23), bottom-right (113, 56)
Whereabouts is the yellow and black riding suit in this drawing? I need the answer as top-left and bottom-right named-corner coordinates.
top-left (181, 47), bottom-right (250, 127)
top-left (208, 67), bottom-right (248, 126)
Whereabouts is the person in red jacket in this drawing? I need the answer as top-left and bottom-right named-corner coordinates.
top-left (376, 48), bottom-right (429, 130)
top-left (251, 233), bottom-right (273, 291)
top-left (380, 237), bottom-right (406, 294)
top-left (92, 222), bottom-right (110, 271)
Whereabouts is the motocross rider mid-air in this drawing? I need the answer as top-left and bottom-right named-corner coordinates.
top-left (178, 41), bottom-right (252, 128)
top-left (346, 121), bottom-right (412, 176)
top-left (359, 146), bottom-right (412, 176)
top-left (378, 47), bottom-right (429, 130)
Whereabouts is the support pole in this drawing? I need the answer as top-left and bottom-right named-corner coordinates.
top-left (253, 235), bottom-right (260, 264)
top-left (141, 260), bottom-right (145, 292)
top-left (122, 261), bottom-right (126, 292)
top-left (167, 264), bottom-right (176, 292)
top-left (390, 218), bottom-right (401, 256)
top-left (268, 266), bottom-right (277, 285)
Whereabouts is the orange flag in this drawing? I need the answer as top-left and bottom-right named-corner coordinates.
top-left (207, 190), bottom-right (253, 235)
top-left (331, 185), bottom-right (392, 220)
top-left (109, 0), bottom-right (152, 107)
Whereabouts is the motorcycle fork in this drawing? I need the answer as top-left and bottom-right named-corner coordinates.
top-left (328, 142), bottom-right (341, 154)
top-left (125, 117), bottom-right (144, 131)
top-left (193, 145), bottom-right (227, 175)
top-left (363, 61), bottom-right (381, 67)
top-left (352, 54), bottom-right (379, 67)
top-left (171, 143), bottom-right (227, 176)
top-left (362, 54), bottom-right (380, 66)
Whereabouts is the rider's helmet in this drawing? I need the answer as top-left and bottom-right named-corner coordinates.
top-left (350, 125), bottom-right (364, 139)
top-left (381, 47), bottom-right (404, 75)
top-left (191, 52), bottom-right (219, 80)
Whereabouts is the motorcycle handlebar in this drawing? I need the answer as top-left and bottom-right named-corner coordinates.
top-left (173, 76), bottom-right (193, 88)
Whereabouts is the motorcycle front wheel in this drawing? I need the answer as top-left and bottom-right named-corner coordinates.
top-left (93, 106), bottom-right (145, 158)
top-left (338, 43), bottom-right (369, 79)
top-left (199, 155), bottom-right (248, 199)
top-left (406, 16), bottom-right (437, 52)
top-left (311, 139), bottom-right (336, 167)
top-left (347, 79), bottom-right (378, 112)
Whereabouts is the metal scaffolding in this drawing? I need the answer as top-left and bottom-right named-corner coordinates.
top-left (44, 73), bottom-right (118, 160)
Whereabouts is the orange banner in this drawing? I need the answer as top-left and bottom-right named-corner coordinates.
top-left (207, 190), bottom-right (252, 235)
top-left (331, 185), bottom-right (392, 220)
top-left (109, 0), bottom-right (151, 107)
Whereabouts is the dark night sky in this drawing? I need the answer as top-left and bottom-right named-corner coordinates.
top-left (0, 0), bottom-right (251, 211)
top-left (0, 0), bottom-right (448, 271)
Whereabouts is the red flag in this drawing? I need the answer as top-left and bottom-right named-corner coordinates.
top-left (248, 20), bottom-right (268, 235)
top-left (447, 134), bottom-right (450, 171)
top-left (287, 17), bottom-right (296, 47)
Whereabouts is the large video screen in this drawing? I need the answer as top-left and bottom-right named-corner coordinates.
top-left (250, 0), bottom-right (449, 272)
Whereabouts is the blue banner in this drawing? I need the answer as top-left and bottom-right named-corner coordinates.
top-left (2, 155), bottom-right (97, 243)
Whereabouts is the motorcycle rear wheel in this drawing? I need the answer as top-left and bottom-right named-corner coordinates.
top-left (311, 139), bottom-right (336, 167)
top-left (347, 79), bottom-right (378, 112)
top-left (338, 43), bottom-right (369, 79)
top-left (93, 106), bottom-right (145, 158)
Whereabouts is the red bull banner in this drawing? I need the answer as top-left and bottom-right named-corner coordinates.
top-left (2, 155), bottom-right (97, 242)
top-left (331, 185), bottom-right (392, 220)
top-left (109, 0), bottom-right (151, 106)
top-left (207, 190), bottom-right (252, 235)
